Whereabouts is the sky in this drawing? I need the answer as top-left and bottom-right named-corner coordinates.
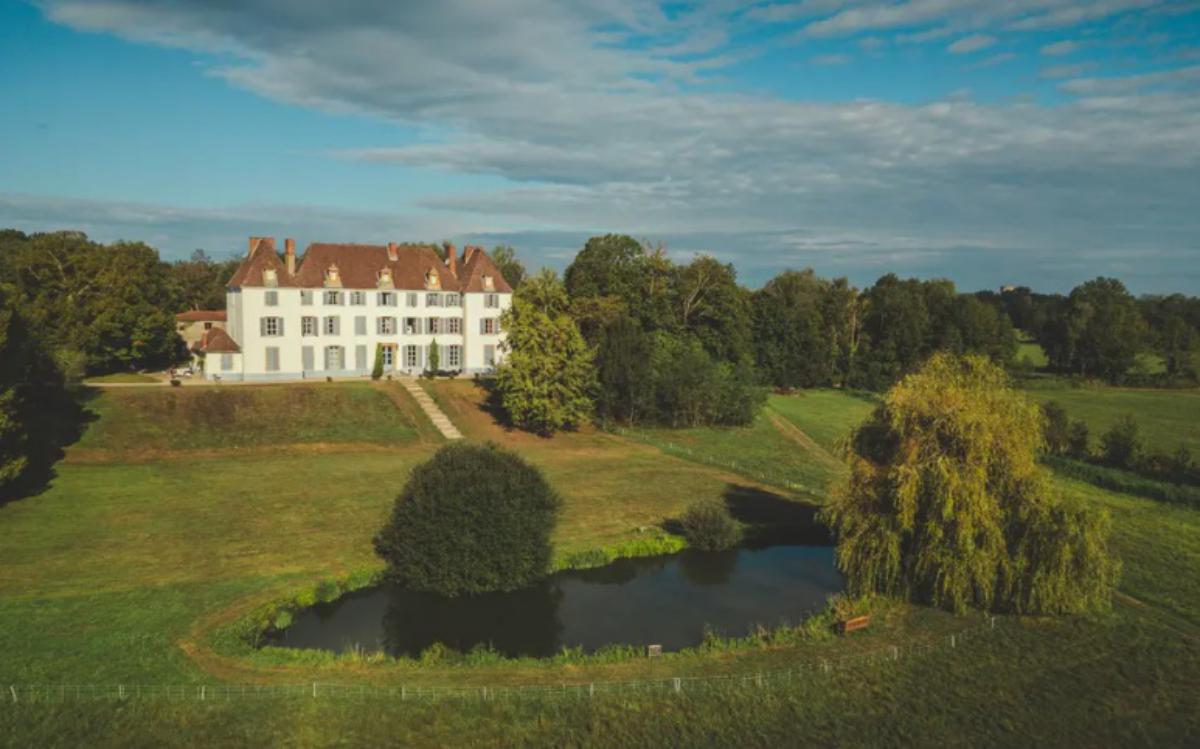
top-left (1, 1), bottom-right (1198, 293)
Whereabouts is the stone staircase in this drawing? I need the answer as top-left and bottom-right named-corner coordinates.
top-left (399, 377), bottom-right (463, 440)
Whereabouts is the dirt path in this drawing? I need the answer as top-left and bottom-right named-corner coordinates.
top-left (765, 409), bottom-right (846, 473)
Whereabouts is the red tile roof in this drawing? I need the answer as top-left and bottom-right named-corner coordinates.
top-left (175, 310), bottom-right (227, 322)
top-left (225, 239), bottom-right (512, 292)
top-left (198, 328), bottom-right (240, 354)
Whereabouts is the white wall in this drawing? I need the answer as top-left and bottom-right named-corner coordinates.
top-left (223, 286), bottom-right (510, 380)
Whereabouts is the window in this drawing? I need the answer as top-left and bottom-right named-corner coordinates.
top-left (382, 346), bottom-right (394, 368)
top-left (221, 354), bottom-right (233, 371)
top-left (324, 316), bottom-right (340, 335)
top-left (405, 345), bottom-right (419, 368)
top-left (355, 345), bottom-right (367, 370)
top-left (485, 293), bottom-right (500, 308)
top-left (301, 316), bottom-right (317, 337)
top-left (447, 317), bottom-right (462, 334)
top-left (378, 291), bottom-right (396, 307)
top-left (480, 318), bottom-right (498, 335)
top-left (324, 290), bottom-right (343, 305)
top-left (426, 292), bottom-right (441, 307)
top-left (266, 347), bottom-right (280, 372)
top-left (483, 344), bottom-right (495, 367)
top-left (260, 317), bottom-right (283, 337)
top-left (350, 291), bottom-right (366, 306)
top-left (325, 345), bottom-right (344, 371)
top-left (204, 321), bottom-right (214, 331)
top-left (406, 292), bottom-right (418, 307)
top-left (445, 293), bottom-right (461, 307)
top-left (265, 290), bottom-right (278, 306)
top-left (301, 290), bottom-right (313, 306)
top-left (427, 317), bottom-right (442, 334)
top-left (355, 316), bottom-right (366, 336)
top-left (302, 346), bottom-right (314, 371)
top-left (404, 317), bottom-right (419, 335)
top-left (447, 345), bottom-right (461, 369)
top-left (378, 317), bottom-right (396, 335)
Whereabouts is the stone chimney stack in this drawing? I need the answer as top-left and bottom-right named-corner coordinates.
top-left (387, 242), bottom-right (398, 262)
top-left (247, 236), bottom-right (260, 257)
top-left (284, 238), bottom-right (296, 275)
top-left (446, 243), bottom-right (458, 276)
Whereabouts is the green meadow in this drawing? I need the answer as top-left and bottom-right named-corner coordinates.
top-left (0, 381), bottom-right (1198, 745)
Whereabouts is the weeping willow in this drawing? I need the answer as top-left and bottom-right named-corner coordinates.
top-left (822, 353), bottom-right (1119, 614)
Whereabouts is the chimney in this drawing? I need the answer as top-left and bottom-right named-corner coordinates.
top-left (247, 236), bottom-right (260, 257)
top-left (387, 242), bottom-right (398, 262)
top-left (261, 237), bottom-right (276, 254)
top-left (285, 238), bottom-right (296, 275)
top-left (446, 243), bottom-right (457, 276)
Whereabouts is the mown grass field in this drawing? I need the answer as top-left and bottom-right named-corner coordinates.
top-left (1, 381), bottom-right (1198, 745)
top-left (1026, 385), bottom-right (1200, 454)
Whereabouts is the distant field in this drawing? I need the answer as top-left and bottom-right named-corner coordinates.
top-left (76, 382), bottom-right (426, 453)
top-left (1025, 386), bottom-right (1200, 454)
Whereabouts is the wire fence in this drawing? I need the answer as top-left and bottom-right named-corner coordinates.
top-left (2, 618), bottom-right (1002, 704)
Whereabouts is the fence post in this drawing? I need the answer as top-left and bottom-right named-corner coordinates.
top-left (402, 685), bottom-right (406, 701)
top-left (990, 616), bottom-right (995, 630)
top-left (892, 645), bottom-right (899, 661)
top-left (756, 673), bottom-right (763, 688)
top-left (312, 681), bottom-right (317, 699)
top-left (9, 686), bottom-right (16, 704)
top-left (673, 677), bottom-right (682, 694)
top-left (119, 684), bottom-right (125, 700)
top-left (950, 634), bottom-right (956, 648)
top-left (201, 685), bottom-right (206, 701)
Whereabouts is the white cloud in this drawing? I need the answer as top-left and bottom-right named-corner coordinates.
top-left (1060, 64), bottom-right (1200, 94)
top-left (1041, 39), bottom-right (1081, 55)
top-left (811, 53), bottom-right (853, 65)
top-left (948, 34), bottom-right (997, 54)
top-left (964, 52), bottom-right (1017, 70)
top-left (1040, 62), bottom-right (1094, 78)
top-left (23, 1), bottom-right (1200, 292)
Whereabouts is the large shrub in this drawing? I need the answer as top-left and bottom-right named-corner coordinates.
top-left (1100, 415), bottom-right (1142, 470)
top-left (680, 499), bottom-right (740, 551)
top-left (373, 442), bottom-right (562, 596)
top-left (821, 353), bottom-right (1119, 615)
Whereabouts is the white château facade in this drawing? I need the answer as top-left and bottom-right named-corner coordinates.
top-left (201, 237), bottom-right (512, 381)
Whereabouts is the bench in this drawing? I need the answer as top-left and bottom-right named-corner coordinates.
top-left (839, 615), bottom-right (871, 634)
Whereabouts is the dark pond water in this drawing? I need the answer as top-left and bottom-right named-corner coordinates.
top-left (273, 544), bottom-right (843, 658)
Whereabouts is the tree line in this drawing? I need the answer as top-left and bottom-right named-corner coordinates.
top-left (499, 234), bottom-right (1200, 435)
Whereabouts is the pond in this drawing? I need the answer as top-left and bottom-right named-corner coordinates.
top-left (271, 543), bottom-right (843, 658)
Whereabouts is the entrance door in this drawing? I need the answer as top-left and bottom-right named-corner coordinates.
top-left (381, 344), bottom-right (396, 369)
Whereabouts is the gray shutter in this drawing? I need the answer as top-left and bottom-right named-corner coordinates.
top-left (302, 346), bottom-right (313, 371)
top-left (278, 318), bottom-right (284, 336)
top-left (356, 345), bottom-right (367, 369)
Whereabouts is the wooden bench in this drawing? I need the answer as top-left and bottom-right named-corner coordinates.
top-left (839, 615), bottom-right (871, 634)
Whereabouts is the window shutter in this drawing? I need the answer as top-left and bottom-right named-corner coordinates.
top-left (278, 318), bottom-right (284, 336)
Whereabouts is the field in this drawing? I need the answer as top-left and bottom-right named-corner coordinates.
top-left (1026, 385), bottom-right (1200, 454)
top-left (1, 381), bottom-right (1199, 745)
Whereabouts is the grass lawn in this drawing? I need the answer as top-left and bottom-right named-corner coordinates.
top-left (1, 379), bottom-right (1198, 745)
top-left (83, 372), bottom-right (160, 384)
top-left (1025, 385), bottom-right (1200, 454)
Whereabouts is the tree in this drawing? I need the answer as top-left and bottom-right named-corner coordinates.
top-left (752, 269), bottom-right (833, 389)
top-left (0, 288), bottom-right (81, 504)
top-left (1041, 401), bottom-right (1071, 455)
top-left (427, 338), bottom-right (441, 375)
top-left (168, 249), bottom-right (240, 311)
top-left (1043, 278), bottom-right (1145, 382)
top-left (490, 245), bottom-right (527, 289)
top-left (1099, 415), bottom-right (1142, 470)
top-left (371, 344), bottom-right (384, 380)
top-left (822, 353), bottom-right (1118, 614)
top-left (1067, 419), bottom-right (1091, 460)
top-left (680, 499), bottom-right (740, 551)
top-left (495, 269), bottom-right (595, 435)
top-left (593, 314), bottom-right (654, 426)
top-left (373, 442), bottom-right (561, 596)
top-left (672, 255), bottom-right (751, 364)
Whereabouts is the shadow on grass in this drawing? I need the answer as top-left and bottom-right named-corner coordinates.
top-left (664, 484), bottom-right (832, 547)
top-left (0, 385), bottom-right (97, 508)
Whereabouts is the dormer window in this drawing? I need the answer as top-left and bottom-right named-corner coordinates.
top-left (324, 263), bottom-right (342, 288)
top-left (424, 268), bottom-right (441, 290)
top-left (378, 267), bottom-right (394, 289)
top-left (263, 268), bottom-right (278, 288)
top-left (482, 274), bottom-right (495, 291)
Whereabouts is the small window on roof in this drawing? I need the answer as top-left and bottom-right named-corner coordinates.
top-left (263, 268), bottom-right (278, 288)
top-left (325, 263), bottom-right (342, 287)
top-left (424, 269), bottom-right (441, 290)
top-left (482, 274), bottom-right (494, 291)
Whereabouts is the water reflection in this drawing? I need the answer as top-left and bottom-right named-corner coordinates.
top-left (275, 544), bottom-right (842, 658)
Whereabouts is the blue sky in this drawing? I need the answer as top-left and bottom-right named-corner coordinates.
top-left (1, 1), bottom-right (1198, 292)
